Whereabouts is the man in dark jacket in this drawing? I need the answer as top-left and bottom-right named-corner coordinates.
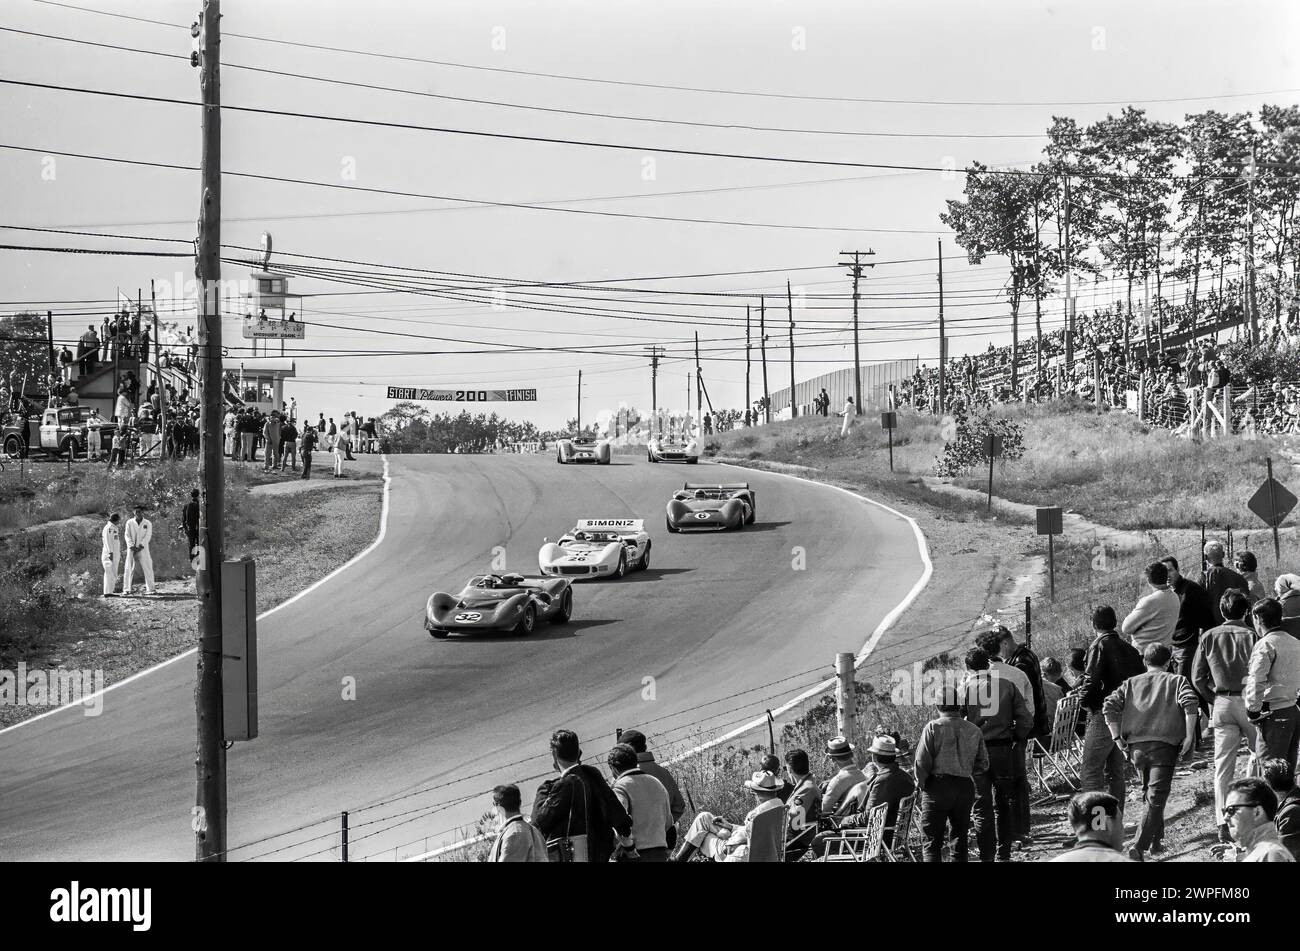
top-left (1200, 541), bottom-right (1249, 627)
top-left (807, 734), bottom-right (915, 858)
top-left (300, 425), bottom-right (317, 480)
top-left (532, 729), bottom-right (632, 863)
top-left (181, 489), bottom-right (200, 564)
top-left (1161, 556), bottom-right (1214, 681)
top-left (964, 647), bottom-right (1031, 861)
top-left (995, 626), bottom-right (1047, 844)
top-left (1263, 758), bottom-right (1300, 860)
top-left (1075, 605), bottom-right (1145, 805)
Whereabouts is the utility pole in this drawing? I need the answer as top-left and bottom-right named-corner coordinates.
top-left (646, 345), bottom-right (660, 436)
top-left (744, 306), bottom-right (751, 423)
top-left (1033, 197), bottom-right (1043, 382)
top-left (577, 369), bottom-right (582, 431)
top-left (760, 296), bottom-right (770, 423)
top-left (839, 250), bottom-right (876, 413)
top-left (786, 280), bottom-right (797, 418)
top-left (694, 331), bottom-right (704, 435)
top-left (152, 280), bottom-right (165, 460)
top-left (193, 0), bottom-right (226, 863)
top-left (937, 239), bottom-right (946, 415)
top-left (1063, 175), bottom-right (1074, 368)
top-left (46, 309), bottom-right (56, 379)
top-left (1246, 144), bottom-right (1259, 345)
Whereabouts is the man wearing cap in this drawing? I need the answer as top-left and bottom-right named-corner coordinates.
top-left (808, 735), bottom-right (915, 858)
top-left (100, 512), bottom-right (121, 597)
top-left (963, 647), bottom-right (1031, 861)
top-left (532, 729), bottom-right (633, 863)
top-left (1275, 573), bottom-right (1300, 639)
top-left (672, 771), bottom-right (787, 862)
top-left (1246, 598), bottom-right (1300, 775)
top-left (915, 695), bottom-right (989, 862)
top-left (122, 504), bottom-right (155, 596)
top-left (1193, 589), bottom-right (1261, 844)
top-left (1103, 643), bottom-right (1199, 861)
top-left (1201, 541), bottom-right (1249, 628)
top-left (617, 729), bottom-right (685, 830)
top-left (819, 736), bottom-right (864, 816)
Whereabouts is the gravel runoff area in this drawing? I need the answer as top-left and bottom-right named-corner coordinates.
top-left (0, 475), bottom-right (385, 729)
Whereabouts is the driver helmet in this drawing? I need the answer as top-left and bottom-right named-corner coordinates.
top-left (573, 530), bottom-right (588, 541)
top-left (693, 489), bottom-right (707, 500)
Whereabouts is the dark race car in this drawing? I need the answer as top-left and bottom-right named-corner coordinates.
top-left (424, 573), bottom-right (573, 639)
top-left (665, 483), bottom-right (757, 532)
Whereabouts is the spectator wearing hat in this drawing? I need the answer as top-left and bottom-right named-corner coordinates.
top-left (963, 647), bottom-right (1031, 861)
top-left (672, 770), bottom-right (787, 862)
top-left (1274, 573), bottom-right (1300, 639)
top-left (486, 784), bottom-right (548, 862)
top-left (1050, 792), bottom-right (1134, 862)
top-left (1160, 556), bottom-right (1214, 682)
top-left (1122, 562), bottom-right (1181, 653)
top-left (1076, 605), bottom-right (1145, 804)
top-left (1233, 551), bottom-right (1267, 604)
top-left (758, 754), bottom-right (795, 802)
top-left (1193, 589), bottom-right (1261, 843)
top-left (781, 748), bottom-right (820, 862)
top-left (1246, 598), bottom-right (1300, 774)
top-left (915, 694), bottom-right (989, 862)
top-left (1261, 758), bottom-right (1300, 860)
top-left (616, 729), bottom-right (685, 831)
top-left (608, 743), bottom-right (674, 862)
top-left (819, 736), bottom-right (864, 815)
top-left (1103, 642), bottom-right (1199, 861)
top-left (1225, 777), bottom-right (1295, 862)
top-left (1200, 541), bottom-right (1249, 628)
top-left (808, 734), bottom-right (915, 859)
top-left (531, 730), bottom-right (633, 864)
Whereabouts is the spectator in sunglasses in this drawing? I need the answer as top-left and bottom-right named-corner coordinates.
top-left (1224, 777), bottom-right (1294, 862)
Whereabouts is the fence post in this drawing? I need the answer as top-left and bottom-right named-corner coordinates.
top-left (1024, 596), bottom-right (1032, 647)
top-left (834, 652), bottom-right (855, 747)
top-left (1223, 386), bottom-right (1232, 436)
top-left (1093, 352), bottom-right (1102, 410)
top-left (341, 810), bottom-right (349, 862)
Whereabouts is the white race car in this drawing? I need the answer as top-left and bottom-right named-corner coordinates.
top-left (556, 434), bottom-right (612, 464)
top-left (647, 434), bottom-right (698, 464)
top-left (539, 518), bottom-right (651, 579)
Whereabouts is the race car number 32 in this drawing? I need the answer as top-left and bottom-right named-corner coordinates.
top-left (455, 612), bottom-right (482, 622)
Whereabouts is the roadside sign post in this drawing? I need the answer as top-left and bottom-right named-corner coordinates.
top-left (983, 432), bottom-right (1004, 511)
top-left (1247, 457), bottom-right (1297, 569)
top-left (880, 411), bottom-right (897, 471)
top-left (1036, 506), bottom-right (1063, 600)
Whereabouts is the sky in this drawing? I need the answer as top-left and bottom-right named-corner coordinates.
top-left (1, 0), bottom-right (1298, 428)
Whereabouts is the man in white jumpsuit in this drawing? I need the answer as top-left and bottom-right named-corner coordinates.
top-left (123, 504), bottom-right (156, 595)
top-left (839, 396), bottom-right (856, 437)
top-left (100, 512), bottom-right (121, 597)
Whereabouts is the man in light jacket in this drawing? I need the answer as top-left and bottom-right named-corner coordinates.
top-left (486, 784), bottom-right (548, 862)
top-left (1103, 643), bottom-right (1199, 860)
top-left (122, 504), bottom-right (155, 596)
top-left (1246, 598), bottom-right (1300, 773)
top-left (100, 512), bottom-right (121, 597)
top-left (1122, 561), bottom-right (1181, 652)
top-left (616, 729), bottom-right (685, 830)
top-left (608, 743), bottom-right (673, 861)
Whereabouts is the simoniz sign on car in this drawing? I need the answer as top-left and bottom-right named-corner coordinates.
top-left (386, 387), bottom-right (538, 402)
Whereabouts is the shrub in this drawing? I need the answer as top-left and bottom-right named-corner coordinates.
top-left (934, 405), bottom-right (1025, 477)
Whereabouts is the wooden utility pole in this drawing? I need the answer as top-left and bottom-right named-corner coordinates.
top-left (760, 296), bottom-right (770, 423)
top-left (1063, 176), bottom-right (1074, 368)
top-left (694, 331), bottom-right (705, 434)
top-left (786, 280), bottom-right (797, 418)
top-left (577, 369), bottom-right (582, 431)
top-left (744, 306), bottom-right (751, 423)
top-left (193, 0), bottom-right (226, 863)
top-left (152, 280), bottom-right (165, 459)
top-left (937, 240), bottom-right (946, 414)
top-left (46, 310), bottom-right (56, 379)
top-left (646, 345), bottom-right (660, 436)
top-left (1246, 145), bottom-right (1259, 344)
top-left (1033, 198), bottom-right (1043, 382)
top-left (839, 250), bottom-right (876, 413)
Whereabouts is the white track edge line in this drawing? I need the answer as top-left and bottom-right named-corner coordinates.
top-left (0, 455), bottom-right (392, 738)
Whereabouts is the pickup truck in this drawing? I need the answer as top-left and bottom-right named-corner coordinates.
top-left (1, 405), bottom-right (117, 460)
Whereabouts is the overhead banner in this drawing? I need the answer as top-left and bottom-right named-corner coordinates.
top-left (386, 386), bottom-right (538, 402)
top-left (242, 318), bottom-right (305, 340)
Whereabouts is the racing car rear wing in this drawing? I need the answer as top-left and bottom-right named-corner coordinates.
top-left (573, 518), bottom-right (644, 534)
top-left (682, 483), bottom-right (750, 490)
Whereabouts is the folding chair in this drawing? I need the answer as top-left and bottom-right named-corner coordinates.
top-left (882, 793), bottom-right (917, 862)
top-left (1031, 694), bottom-right (1084, 803)
top-left (818, 803), bottom-right (887, 862)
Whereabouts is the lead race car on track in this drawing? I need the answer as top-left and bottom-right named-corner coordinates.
top-left (538, 518), bottom-right (651, 579)
top-left (646, 433), bottom-right (698, 464)
top-left (425, 573), bottom-right (573, 639)
top-left (665, 483), bottom-right (756, 532)
top-left (555, 433), bottom-right (612, 464)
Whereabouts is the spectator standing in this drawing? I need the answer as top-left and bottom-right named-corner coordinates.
top-left (182, 489), bottom-right (201, 567)
top-left (914, 695), bottom-right (988, 862)
top-left (608, 743), bottom-right (673, 861)
top-left (332, 432), bottom-right (345, 478)
top-left (262, 412), bottom-right (282, 472)
top-left (1000, 625), bottom-right (1048, 843)
top-left (279, 417), bottom-right (298, 472)
top-left (58, 345), bottom-right (74, 383)
top-left (108, 428), bottom-right (126, 469)
top-left (100, 512), bottom-right (121, 597)
top-left (79, 325), bottom-right (99, 374)
top-left (1233, 550), bottom-right (1267, 604)
top-left (300, 425), bottom-right (317, 480)
top-left (818, 387), bottom-right (830, 416)
top-left (1246, 598), bottom-right (1300, 773)
top-left (86, 408), bottom-right (103, 460)
top-left (964, 647), bottom-right (1031, 861)
top-left (531, 730), bottom-right (632, 864)
top-left (1121, 562), bottom-right (1181, 652)
top-left (1049, 792), bottom-right (1135, 862)
top-left (1076, 605), bottom-right (1145, 804)
top-left (1161, 555), bottom-right (1214, 681)
top-left (1225, 778), bottom-right (1296, 862)
top-left (838, 396), bottom-right (855, 437)
top-left (819, 736), bottom-right (863, 815)
top-left (122, 504), bottom-right (155, 596)
top-left (1200, 541), bottom-right (1249, 627)
top-left (615, 729), bottom-right (684, 832)
top-left (1274, 573), bottom-right (1300, 638)
top-left (1103, 643), bottom-right (1199, 861)
top-left (486, 784), bottom-right (548, 862)
top-left (1193, 590), bottom-right (1260, 843)
top-left (1262, 758), bottom-right (1300, 860)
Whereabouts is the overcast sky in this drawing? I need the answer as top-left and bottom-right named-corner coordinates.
top-left (2, 0), bottom-right (1297, 427)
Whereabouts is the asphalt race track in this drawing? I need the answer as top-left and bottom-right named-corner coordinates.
top-left (0, 453), bottom-right (927, 861)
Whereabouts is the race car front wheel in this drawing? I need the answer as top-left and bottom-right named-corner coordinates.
top-left (613, 551), bottom-right (627, 579)
top-left (515, 603), bottom-right (537, 636)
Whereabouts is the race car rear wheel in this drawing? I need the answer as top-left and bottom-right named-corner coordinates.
top-left (553, 589), bottom-right (573, 624)
top-left (515, 603), bottom-right (537, 636)
top-left (746, 505), bottom-right (756, 525)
